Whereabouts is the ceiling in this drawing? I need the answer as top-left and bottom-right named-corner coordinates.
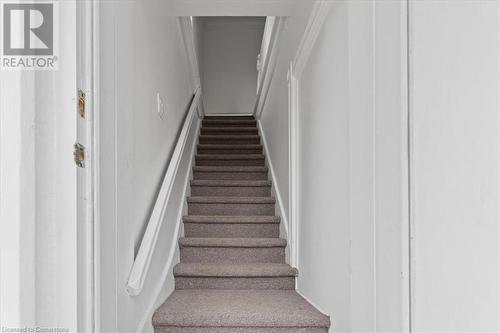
top-left (168, 0), bottom-right (293, 16)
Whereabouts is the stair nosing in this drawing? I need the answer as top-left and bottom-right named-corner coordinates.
top-left (198, 144), bottom-right (263, 149)
top-left (190, 180), bottom-right (271, 187)
top-left (202, 119), bottom-right (256, 122)
top-left (199, 134), bottom-right (260, 138)
top-left (196, 154), bottom-right (265, 160)
top-left (201, 127), bottom-right (258, 130)
top-left (173, 263), bottom-right (298, 277)
top-left (187, 196), bottom-right (275, 204)
top-left (193, 166), bottom-right (268, 172)
top-left (183, 215), bottom-right (281, 224)
top-left (179, 237), bottom-right (287, 248)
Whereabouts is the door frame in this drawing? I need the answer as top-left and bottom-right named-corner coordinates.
top-left (76, 0), bottom-right (99, 331)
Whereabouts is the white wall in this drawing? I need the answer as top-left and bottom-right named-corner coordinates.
top-left (298, 3), bottom-right (351, 331)
top-left (192, 17), bottom-right (205, 87)
top-left (299, 2), bottom-right (409, 332)
top-left (262, 1), bottom-right (500, 332)
top-left (98, 1), bottom-right (195, 331)
top-left (0, 1), bottom-right (77, 331)
top-left (261, 1), bottom-right (409, 332)
top-left (410, 1), bottom-right (500, 331)
top-left (201, 17), bottom-right (265, 114)
top-left (260, 3), bottom-right (315, 224)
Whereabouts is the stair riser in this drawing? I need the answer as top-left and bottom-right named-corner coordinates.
top-left (191, 186), bottom-right (271, 197)
top-left (204, 116), bottom-right (255, 120)
top-left (201, 129), bottom-right (259, 135)
top-left (188, 202), bottom-right (275, 216)
top-left (202, 122), bottom-right (257, 127)
top-left (180, 247), bottom-right (286, 264)
top-left (193, 171), bottom-right (268, 180)
top-left (175, 277), bottom-right (295, 290)
top-left (184, 223), bottom-right (279, 238)
top-left (199, 137), bottom-right (261, 144)
top-left (198, 148), bottom-right (263, 154)
top-left (196, 159), bottom-right (265, 166)
top-left (155, 328), bottom-right (328, 333)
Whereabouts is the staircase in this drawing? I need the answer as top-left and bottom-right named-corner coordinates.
top-left (153, 115), bottom-right (330, 332)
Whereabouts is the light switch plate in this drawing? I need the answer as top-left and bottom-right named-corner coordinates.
top-left (157, 93), bottom-right (165, 119)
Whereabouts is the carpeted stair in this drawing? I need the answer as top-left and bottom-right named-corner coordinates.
top-left (153, 115), bottom-right (331, 332)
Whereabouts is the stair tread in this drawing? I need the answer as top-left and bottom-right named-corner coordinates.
top-left (187, 196), bottom-right (275, 203)
top-left (193, 166), bottom-right (268, 172)
top-left (191, 180), bottom-right (271, 187)
top-left (179, 237), bottom-right (287, 248)
top-left (183, 215), bottom-right (280, 224)
top-left (196, 154), bottom-right (265, 160)
top-left (153, 289), bottom-right (330, 328)
top-left (174, 263), bottom-right (297, 277)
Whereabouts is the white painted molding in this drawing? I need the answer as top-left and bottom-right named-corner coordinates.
top-left (91, 0), bottom-right (101, 328)
top-left (253, 17), bottom-right (286, 119)
top-left (76, 0), bottom-right (97, 331)
top-left (292, 0), bottom-right (333, 80)
top-left (179, 17), bottom-right (204, 118)
top-left (284, 0), bottom-right (332, 270)
top-left (257, 120), bottom-right (289, 242)
top-left (287, 62), bottom-right (300, 269)
top-left (126, 87), bottom-right (202, 296)
top-left (136, 117), bottom-right (201, 332)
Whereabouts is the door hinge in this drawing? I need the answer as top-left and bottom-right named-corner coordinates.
top-left (74, 143), bottom-right (86, 168)
top-left (78, 90), bottom-right (86, 118)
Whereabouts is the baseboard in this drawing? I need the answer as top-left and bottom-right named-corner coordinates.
top-left (256, 120), bottom-right (290, 251)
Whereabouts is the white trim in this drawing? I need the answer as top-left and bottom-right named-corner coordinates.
top-left (406, 0), bottom-right (415, 330)
top-left (91, 0), bottom-right (101, 330)
top-left (285, 0), bottom-right (333, 270)
top-left (257, 120), bottom-right (289, 242)
top-left (253, 17), bottom-right (285, 119)
top-left (287, 63), bottom-right (300, 268)
top-left (135, 117), bottom-right (201, 332)
top-left (498, 3), bottom-right (500, 332)
top-left (179, 17), bottom-right (204, 117)
top-left (292, 1), bottom-right (333, 80)
top-left (126, 88), bottom-right (202, 296)
top-left (76, 0), bottom-right (97, 331)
